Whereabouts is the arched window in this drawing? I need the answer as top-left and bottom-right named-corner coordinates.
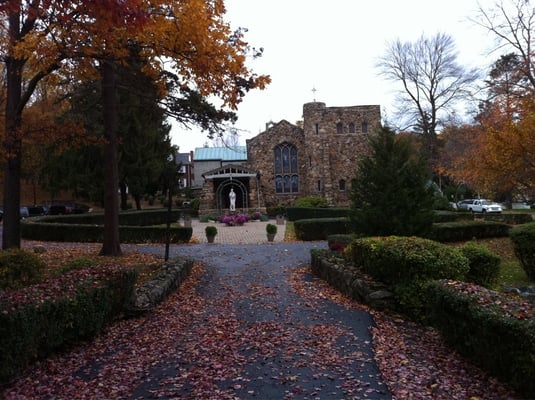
top-left (339, 179), bottom-right (346, 191)
top-left (348, 122), bottom-right (355, 134)
top-left (361, 121), bottom-right (368, 134)
top-left (274, 143), bottom-right (299, 194)
top-left (336, 122), bottom-right (343, 134)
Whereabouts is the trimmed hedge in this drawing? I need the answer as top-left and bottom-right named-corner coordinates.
top-left (510, 222), bottom-right (535, 280)
top-left (286, 207), bottom-right (350, 222)
top-left (0, 249), bottom-right (45, 290)
top-left (293, 217), bottom-right (352, 240)
top-left (349, 236), bottom-right (469, 284)
top-left (348, 236), bottom-right (469, 320)
top-left (460, 242), bottom-right (501, 288)
top-left (427, 280), bottom-right (535, 398)
top-left (432, 211), bottom-right (473, 223)
top-left (484, 213), bottom-right (534, 225)
top-left (426, 220), bottom-right (511, 242)
top-left (21, 221), bottom-right (192, 243)
top-left (33, 209), bottom-right (185, 226)
top-left (0, 265), bottom-right (138, 384)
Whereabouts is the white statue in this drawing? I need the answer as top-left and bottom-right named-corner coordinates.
top-left (229, 188), bottom-right (236, 211)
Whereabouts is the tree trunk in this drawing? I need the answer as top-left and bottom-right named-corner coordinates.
top-left (2, 55), bottom-right (24, 249)
top-left (134, 193), bottom-right (142, 210)
top-left (99, 60), bottom-right (122, 256)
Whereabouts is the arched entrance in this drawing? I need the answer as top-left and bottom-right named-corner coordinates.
top-left (215, 179), bottom-right (249, 211)
top-left (199, 164), bottom-right (262, 216)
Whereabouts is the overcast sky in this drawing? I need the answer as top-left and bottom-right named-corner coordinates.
top-left (171, 0), bottom-right (498, 153)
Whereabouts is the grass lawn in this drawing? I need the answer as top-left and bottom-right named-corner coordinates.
top-left (475, 237), bottom-right (532, 287)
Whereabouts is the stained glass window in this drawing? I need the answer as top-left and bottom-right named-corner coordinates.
top-left (274, 143), bottom-right (298, 193)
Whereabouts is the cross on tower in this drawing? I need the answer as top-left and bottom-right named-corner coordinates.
top-left (312, 87), bottom-right (318, 102)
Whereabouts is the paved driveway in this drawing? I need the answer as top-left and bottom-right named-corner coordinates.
top-left (128, 243), bottom-right (392, 399)
top-left (4, 221), bottom-right (392, 399)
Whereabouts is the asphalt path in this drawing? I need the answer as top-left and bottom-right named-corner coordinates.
top-left (129, 243), bottom-right (392, 399)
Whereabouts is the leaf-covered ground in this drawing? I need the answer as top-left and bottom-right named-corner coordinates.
top-left (1, 243), bottom-right (523, 399)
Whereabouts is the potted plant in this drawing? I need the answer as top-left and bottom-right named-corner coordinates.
top-left (266, 223), bottom-right (277, 242)
top-left (205, 225), bottom-right (217, 243)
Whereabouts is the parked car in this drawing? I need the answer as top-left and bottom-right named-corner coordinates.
top-left (470, 199), bottom-right (502, 213)
top-left (20, 206), bottom-right (30, 219)
top-left (457, 199), bottom-right (475, 210)
top-left (26, 205), bottom-right (47, 217)
top-left (47, 202), bottom-right (91, 215)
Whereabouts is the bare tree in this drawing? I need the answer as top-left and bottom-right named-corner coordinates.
top-left (211, 126), bottom-right (243, 148)
top-left (473, 0), bottom-right (535, 91)
top-left (376, 32), bottom-right (479, 159)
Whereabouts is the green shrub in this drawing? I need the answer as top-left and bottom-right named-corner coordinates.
top-left (205, 225), bottom-right (218, 236)
top-left (286, 207), bottom-right (349, 221)
top-left (266, 223), bottom-right (277, 234)
top-left (294, 217), bottom-right (352, 240)
top-left (460, 242), bottom-right (501, 288)
top-left (349, 236), bottom-right (469, 320)
top-left (56, 257), bottom-right (96, 277)
top-left (0, 265), bottom-right (138, 384)
top-left (426, 280), bottom-right (535, 398)
top-left (350, 236), bottom-right (469, 284)
top-left (294, 195), bottom-right (328, 208)
top-left (0, 249), bottom-right (45, 290)
top-left (190, 198), bottom-right (200, 211)
top-left (432, 211), bottom-right (473, 223)
top-left (21, 212), bottom-right (193, 243)
top-left (510, 222), bottom-right (535, 280)
top-left (427, 220), bottom-right (511, 242)
top-left (266, 205), bottom-right (286, 217)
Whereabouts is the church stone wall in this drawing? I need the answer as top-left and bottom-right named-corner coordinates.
top-left (246, 121), bottom-right (306, 208)
top-left (301, 103), bottom-right (381, 206)
top-left (246, 102), bottom-right (381, 208)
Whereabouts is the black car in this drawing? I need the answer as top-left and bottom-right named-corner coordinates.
top-left (26, 205), bottom-right (47, 216)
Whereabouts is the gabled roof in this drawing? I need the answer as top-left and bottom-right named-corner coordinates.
top-left (194, 146), bottom-right (247, 161)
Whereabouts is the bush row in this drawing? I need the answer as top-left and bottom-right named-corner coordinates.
top-left (293, 217), bottom-right (352, 240)
top-left (34, 209), bottom-right (186, 227)
top-left (287, 207), bottom-right (532, 225)
top-left (0, 265), bottom-right (138, 384)
top-left (313, 236), bottom-right (532, 397)
top-left (286, 207), bottom-right (350, 221)
top-left (427, 280), bottom-right (534, 398)
top-left (294, 217), bottom-right (512, 242)
top-left (426, 220), bottom-right (511, 242)
top-left (348, 236), bottom-right (470, 320)
top-left (21, 221), bottom-right (192, 243)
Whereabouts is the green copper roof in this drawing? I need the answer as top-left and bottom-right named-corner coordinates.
top-left (194, 146), bottom-right (247, 161)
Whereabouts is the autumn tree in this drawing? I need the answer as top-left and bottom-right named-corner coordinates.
top-left (438, 53), bottom-right (535, 201)
top-left (1, 1), bottom-right (270, 254)
top-left (376, 33), bottom-right (479, 161)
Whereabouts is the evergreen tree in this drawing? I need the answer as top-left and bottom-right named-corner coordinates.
top-left (350, 126), bottom-right (435, 236)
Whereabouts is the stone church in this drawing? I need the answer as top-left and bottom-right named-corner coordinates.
top-left (197, 101), bottom-right (381, 215)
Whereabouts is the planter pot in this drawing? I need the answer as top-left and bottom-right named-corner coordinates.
top-left (267, 233), bottom-right (276, 242)
top-left (276, 215), bottom-right (285, 225)
top-left (206, 235), bottom-right (216, 243)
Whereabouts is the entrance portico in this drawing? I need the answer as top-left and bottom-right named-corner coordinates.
top-left (199, 164), bottom-right (263, 216)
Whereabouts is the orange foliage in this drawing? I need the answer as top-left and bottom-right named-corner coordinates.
top-left (438, 96), bottom-right (535, 199)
